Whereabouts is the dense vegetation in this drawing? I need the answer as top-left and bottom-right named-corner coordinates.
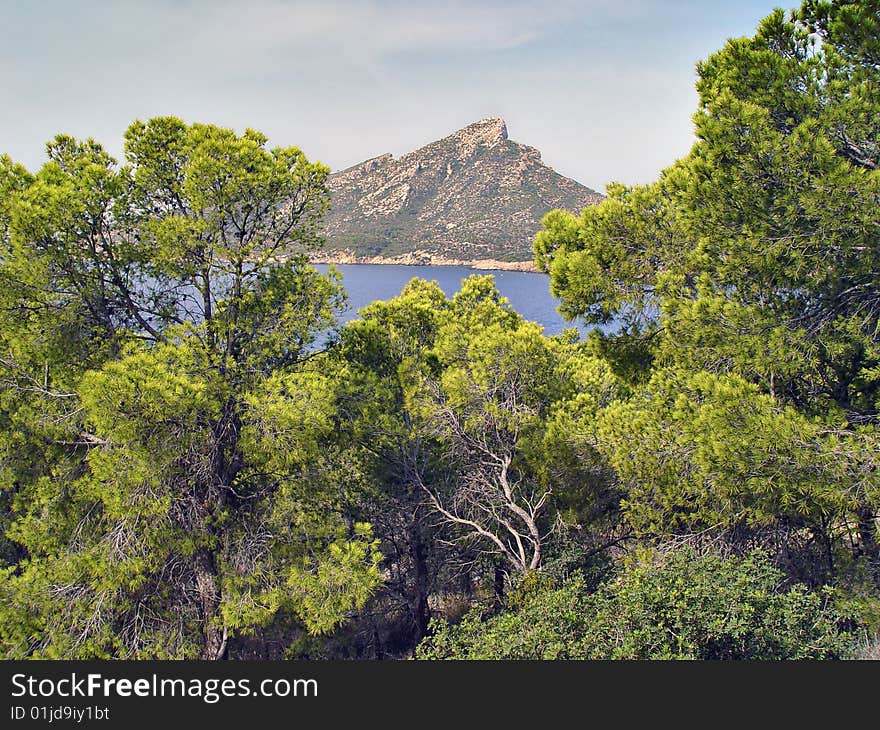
top-left (0, 0), bottom-right (878, 659)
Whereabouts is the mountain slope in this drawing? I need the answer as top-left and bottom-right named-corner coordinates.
top-left (319, 118), bottom-right (602, 267)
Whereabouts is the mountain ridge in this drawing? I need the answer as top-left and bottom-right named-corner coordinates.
top-left (316, 118), bottom-right (602, 269)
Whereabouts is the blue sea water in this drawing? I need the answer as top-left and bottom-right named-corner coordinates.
top-left (312, 263), bottom-right (585, 337)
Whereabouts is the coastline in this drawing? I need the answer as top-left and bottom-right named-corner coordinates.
top-left (310, 250), bottom-right (541, 273)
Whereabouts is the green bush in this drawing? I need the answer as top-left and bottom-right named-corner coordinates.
top-left (417, 549), bottom-right (854, 660)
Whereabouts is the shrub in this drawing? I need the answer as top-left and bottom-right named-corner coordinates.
top-left (417, 548), bottom-right (854, 660)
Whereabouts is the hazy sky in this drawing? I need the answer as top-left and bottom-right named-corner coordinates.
top-left (2, 0), bottom-right (786, 191)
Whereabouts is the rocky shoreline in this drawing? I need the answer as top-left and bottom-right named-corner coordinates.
top-left (310, 249), bottom-right (541, 273)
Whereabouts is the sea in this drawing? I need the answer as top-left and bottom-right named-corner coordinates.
top-left (312, 263), bottom-right (586, 337)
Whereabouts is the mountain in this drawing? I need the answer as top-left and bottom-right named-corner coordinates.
top-left (316, 118), bottom-right (602, 270)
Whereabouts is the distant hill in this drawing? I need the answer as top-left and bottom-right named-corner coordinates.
top-left (316, 118), bottom-right (602, 270)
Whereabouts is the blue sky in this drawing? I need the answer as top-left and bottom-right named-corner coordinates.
top-left (1, 0), bottom-right (786, 190)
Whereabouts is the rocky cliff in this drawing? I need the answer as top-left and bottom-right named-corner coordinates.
top-left (318, 118), bottom-right (602, 267)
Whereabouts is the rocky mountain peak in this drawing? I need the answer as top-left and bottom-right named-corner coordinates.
top-left (450, 117), bottom-right (509, 151)
top-left (321, 119), bottom-right (602, 264)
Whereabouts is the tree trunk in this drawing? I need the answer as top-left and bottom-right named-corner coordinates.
top-left (372, 621), bottom-right (384, 660)
top-left (857, 502), bottom-right (879, 583)
top-left (194, 547), bottom-right (226, 660)
top-left (493, 560), bottom-right (506, 607)
top-left (194, 396), bottom-right (240, 660)
top-left (409, 521), bottom-right (430, 642)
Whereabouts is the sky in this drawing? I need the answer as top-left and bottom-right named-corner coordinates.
top-left (1, 0), bottom-right (787, 191)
